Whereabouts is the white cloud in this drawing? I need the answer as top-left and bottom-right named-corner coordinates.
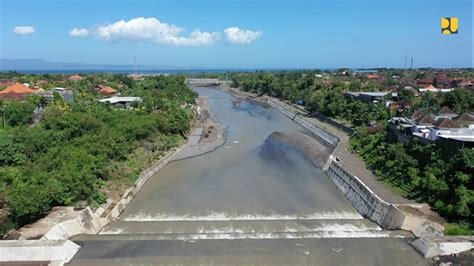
top-left (69, 28), bottom-right (89, 37)
top-left (224, 27), bottom-right (262, 45)
top-left (94, 17), bottom-right (219, 46)
top-left (13, 26), bottom-right (35, 35)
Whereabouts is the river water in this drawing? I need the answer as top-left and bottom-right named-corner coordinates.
top-left (69, 88), bottom-right (427, 265)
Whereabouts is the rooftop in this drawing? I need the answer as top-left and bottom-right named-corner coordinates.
top-left (0, 83), bottom-right (36, 94)
top-left (99, 96), bottom-right (141, 104)
top-left (434, 118), bottom-right (461, 129)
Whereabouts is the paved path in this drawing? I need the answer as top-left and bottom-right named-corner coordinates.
top-left (269, 97), bottom-right (413, 205)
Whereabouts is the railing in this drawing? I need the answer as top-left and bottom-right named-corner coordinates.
top-left (266, 98), bottom-right (340, 149)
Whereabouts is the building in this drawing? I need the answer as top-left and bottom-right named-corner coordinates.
top-left (389, 107), bottom-right (474, 147)
top-left (344, 91), bottom-right (396, 103)
top-left (34, 87), bottom-right (75, 103)
top-left (0, 83), bottom-right (36, 94)
top-left (68, 75), bottom-right (83, 81)
top-left (0, 92), bottom-right (27, 101)
top-left (98, 86), bottom-right (118, 96)
top-left (99, 96), bottom-right (141, 108)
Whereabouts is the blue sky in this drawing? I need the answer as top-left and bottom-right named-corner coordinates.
top-left (0, 0), bottom-right (472, 68)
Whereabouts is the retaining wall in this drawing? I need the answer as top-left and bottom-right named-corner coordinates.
top-left (310, 112), bottom-right (356, 135)
top-left (324, 160), bottom-right (405, 229)
top-left (266, 99), bottom-right (340, 148)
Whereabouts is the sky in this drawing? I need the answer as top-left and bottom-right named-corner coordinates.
top-left (0, 0), bottom-right (472, 69)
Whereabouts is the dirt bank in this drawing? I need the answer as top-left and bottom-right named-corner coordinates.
top-left (171, 95), bottom-right (226, 161)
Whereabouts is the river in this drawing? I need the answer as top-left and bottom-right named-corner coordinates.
top-left (69, 87), bottom-right (426, 265)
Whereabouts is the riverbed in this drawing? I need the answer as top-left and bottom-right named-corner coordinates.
top-left (69, 87), bottom-right (426, 265)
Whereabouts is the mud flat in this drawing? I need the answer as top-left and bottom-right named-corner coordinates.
top-left (172, 95), bottom-right (226, 161)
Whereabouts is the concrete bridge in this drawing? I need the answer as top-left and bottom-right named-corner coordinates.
top-left (185, 78), bottom-right (230, 87)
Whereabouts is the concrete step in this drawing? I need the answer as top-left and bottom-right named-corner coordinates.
top-left (99, 218), bottom-right (383, 236)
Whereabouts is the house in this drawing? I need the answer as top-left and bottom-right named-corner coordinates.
top-left (389, 108), bottom-right (474, 146)
top-left (453, 113), bottom-right (474, 124)
top-left (344, 91), bottom-right (393, 103)
top-left (98, 86), bottom-right (118, 96)
top-left (53, 88), bottom-right (74, 102)
top-left (0, 83), bottom-right (36, 94)
top-left (99, 96), bottom-right (141, 108)
top-left (417, 84), bottom-right (453, 94)
top-left (0, 92), bottom-right (27, 101)
top-left (33, 87), bottom-right (75, 103)
top-left (0, 80), bottom-right (16, 87)
top-left (68, 75), bottom-right (83, 81)
top-left (435, 106), bottom-right (458, 119)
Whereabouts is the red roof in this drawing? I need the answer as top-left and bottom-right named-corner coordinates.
top-left (418, 84), bottom-right (437, 90)
top-left (0, 83), bottom-right (36, 94)
top-left (68, 75), bottom-right (83, 80)
top-left (367, 74), bottom-right (379, 79)
top-left (418, 78), bottom-right (434, 84)
top-left (99, 86), bottom-right (117, 95)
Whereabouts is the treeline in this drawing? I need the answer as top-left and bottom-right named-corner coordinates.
top-left (231, 71), bottom-right (473, 234)
top-left (351, 129), bottom-right (473, 234)
top-left (0, 75), bottom-right (196, 236)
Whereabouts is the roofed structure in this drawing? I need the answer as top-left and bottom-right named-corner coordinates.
top-left (68, 75), bottom-right (83, 81)
top-left (410, 110), bottom-right (426, 120)
top-left (99, 86), bottom-right (117, 95)
top-left (453, 113), bottom-right (474, 122)
top-left (415, 114), bottom-right (436, 125)
top-left (0, 83), bottom-right (36, 94)
top-left (437, 106), bottom-right (457, 116)
top-left (0, 92), bottom-right (27, 101)
top-left (434, 118), bottom-right (461, 129)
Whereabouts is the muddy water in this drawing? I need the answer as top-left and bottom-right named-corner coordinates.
top-left (110, 87), bottom-right (360, 227)
top-left (69, 88), bottom-right (427, 265)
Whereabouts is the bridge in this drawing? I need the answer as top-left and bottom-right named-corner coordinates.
top-left (185, 78), bottom-right (230, 87)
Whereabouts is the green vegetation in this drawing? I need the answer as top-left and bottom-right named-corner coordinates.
top-left (231, 71), bottom-right (473, 234)
top-left (351, 128), bottom-right (473, 233)
top-left (0, 74), bottom-right (196, 236)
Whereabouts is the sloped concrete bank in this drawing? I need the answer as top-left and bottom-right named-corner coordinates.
top-left (324, 159), bottom-right (405, 229)
top-left (266, 98), bottom-right (340, 148)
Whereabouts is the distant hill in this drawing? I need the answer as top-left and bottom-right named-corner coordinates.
top-left (0, 59), bottom-right (191, 71)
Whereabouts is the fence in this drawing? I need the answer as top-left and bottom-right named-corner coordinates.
top-left (266, 98), bottom-right (340, 149)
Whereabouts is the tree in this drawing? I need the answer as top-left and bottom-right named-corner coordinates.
top-left (398, 89), bottom-right (415, 105)
top-left (442, 89), bottom-right (474, 113)
top-left (3, 101), bottom-right (34, 127)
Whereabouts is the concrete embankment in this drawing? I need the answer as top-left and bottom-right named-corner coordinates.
top-left (324, 159), bottom-right (405, 229)
top-left (265, 95), bottom-right (473, 259)
top-left (266, 99), bottom-right (340, 149)
top-left (262, 98), bottom-right (405, 229)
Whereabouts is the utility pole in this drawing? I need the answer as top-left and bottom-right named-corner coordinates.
top-left (410, 58), bottom-right (414, 69)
